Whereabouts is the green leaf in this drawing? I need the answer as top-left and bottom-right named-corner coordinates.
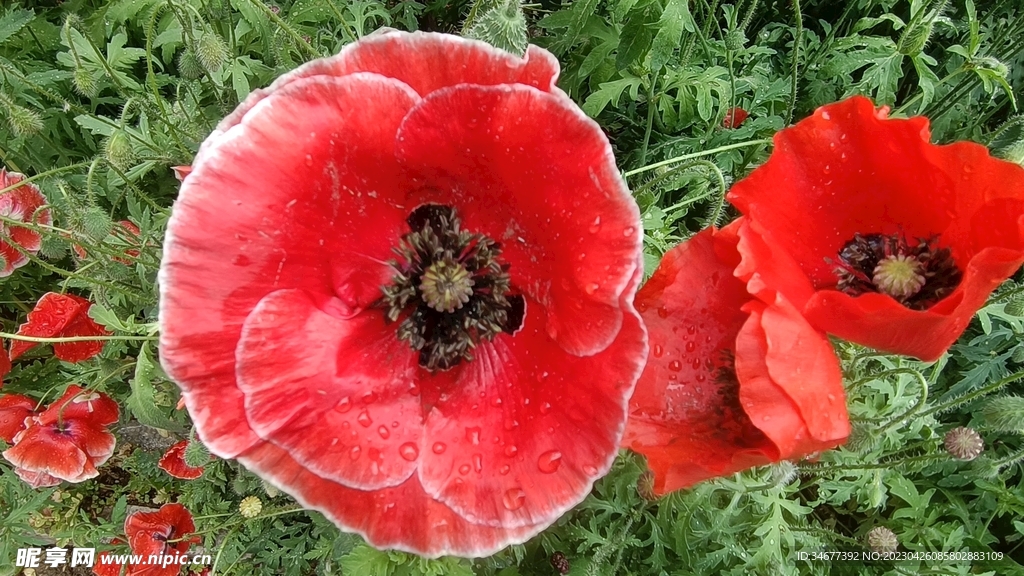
top-left (566, 0), bottom-right (601, 48)
top-left (0, 8), bottom-right (33, 46)
top-left (649, 0), bottom-right (693, 72)
top-left (616, 16), bottom-right (653, 69)
top-left (582, 76), bottom-right (642, 117)
top-left (127, 341), bottom-right (178, 431)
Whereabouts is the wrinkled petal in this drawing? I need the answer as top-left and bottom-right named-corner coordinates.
top-left (396, 84), bottom-right (641, 356)
top-left (3, 419), bottom-right (114, 483)
top-left (239, 441), bottom-right (540, 558)
top-left (160, 73), bottom-right (418, 458)
top-left (0, 393), bottom-right (35, 443)
top-left (35, 385), bottom-right (119, 427)
top-left (0, 168), bottom-right (52, 278)
top-left (236, 289), bottom-right (420, 489)
top-left (209, 32), bottom-right (561, 146)
top-left (15, 467), bottom-right (61, 488)
top-left (622, 224), bottom-right (848, 495)
top-left (418, 286), bottom-right (646, 527)
top-left (158, 440), bottom-right (204, 480)
top-left (125, 504), bottom-right (199, 560)
top-left (9, 292), bottom-right (109, 362)
top-left (728, 96), bottom-right (1024, 360)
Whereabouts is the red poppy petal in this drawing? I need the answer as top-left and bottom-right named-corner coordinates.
top-left (158, 440), bottom-right (204, 480)
top-left (735, 300), bottom-right (849, 457)
top-left (395, 84), bottom-right (641, 356)
top-left (125, 504), bottom-right (196, 552)
top-left (734, 219), bottom-right (816, 306)
top-left (0, 393), bottom-right (36, 443)
top-left (235, 289), bottom-right (420, 489)
top-left (728, 96), bottom-right (1024, 359)
top-left (10, 293), bottom-right (93, 361)
top-left (0, 169), bottom-right (51, 278)
top-left (160, 73), bottom-right (418, 458)
top-left (15, 467), bottom-right (62, 488)
top-left (52, 307), bottom-right (110, 363)
top-left (418, 291), bottom-right (645, 527)
top-left (36, 385), bottom-right (119, 427)
top-left (211, 32), bottom-right (560, 145)
top-left (621, 227), bottom-right (776, 494)
top-left (91, 552), bottom-right (124, 576)
top-left (3, 424), bottom-right (90, 481)
top-left (238, 441), bottom-right (541, 558)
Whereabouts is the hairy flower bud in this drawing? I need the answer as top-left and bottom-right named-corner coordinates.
top-left (81, 207), bottom-right (113, 242)
top-left (177, 48), bottom-right (205, 80)
top-left (980, 396), bottom-right (1024, 433)
top-left (196, 32), bottom-right (229, 73)
top-left (3, 100), bottom-right (43, 137)
top-left (72, 67), bottom-right (99, 98)
top-left (183, 437), bottom-right (211, 468)
top-left (465, 0), bottom-right (528, 56)
top-left (104, 130), bottom-right (137, 171)
top-left (724, 29), bottom-right (747, 52)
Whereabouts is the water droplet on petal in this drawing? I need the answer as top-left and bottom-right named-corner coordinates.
top-left (821, 111), bottom-right (831, 120)
top-left (668, 360), bottom-right (682, 372)
top-left (504, 445), bottom-right (519, 457)
top-left (502, 488), bottom-right (526, 510)
top-left (459, 464), bottom-right (471, 475)
top-left (357, 411), bottom-right (372, 427)
top-left (399, 443), bottom-right (418, 461)
top-left (432, 442), bottom-right (447, 454)
top-left (362, 392), bottom-right (376, 404)
top-left (585, 283), bottom-right (600, 294)
top-left (466, 427), bottom-right (481, 445)
top-left (537, 450), bottom-right (562, 473)
top-left (304, 154), bottom-right (313, 166)
top-left (499, 465), bottom-right (511, 475)
top-left (473, 454), bottom-right (483, 472)
top-left (657, 307), bottom-right (669, 318)
top-left (685, 341), bottom-right (696, 352)
top-left (583, 465), bottom-right (598, 475)
top-left (335, 397), bottom-right (352, 413)
top-left (653, 344), bottom-right (664, 358)
top-left (589, 216), bottom-right (602, 233)
top-left (623, 226), bottom-right (635, 236)
top-left (504, 418), bottom-right (519, 430)
top-left (349, 446), bottom-right (361, 460)
top-left (539, 402), bottom-right (552, 415)
top-left (377, 426), bottom-right (390, 439)
top-left (687, 325), bottom-right (696, 335)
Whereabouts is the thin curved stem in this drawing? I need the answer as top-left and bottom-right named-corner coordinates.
top-left (624, 139), bottom-right (771, 178)
top-left (0, 332), bottom-right (157, 343)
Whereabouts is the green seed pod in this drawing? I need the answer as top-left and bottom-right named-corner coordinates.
top-left (844, 422), bottom-right (879, 453)
top-left (980, 396), bottom-right (1024, 433)
top-left (944, 426), bottom-right (984, 461)
top-left (177, 48), bottom-right (205, 80)
top-left (104, 130), bottom-right (137, 171)
top-left (196, 32), bottom-right (229, 74)
top-left (72, 67), bottom-right (99, 98)
top-left (897, 18), bottom-right (934, 56)
top-left (239, 495), bottom-right (263, 518)
top-left (724, 29), bottom-right (747, 52)
top-left (465, 0), bottom-right (528, 56)
top-left (183, 436), bottom-right (211, 468)
top-left (866, 526), bottom-right (898, 553)
top-left (81, 207), bottom-right (113, 242)
top-left (230, 473), bottom-right (250, 496)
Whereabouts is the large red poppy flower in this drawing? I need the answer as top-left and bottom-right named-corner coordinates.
top-left (159, 32), bottom-right (646, 557)
top-left (0, 393), bottom-right (36, 443)
top-left (2, 384), bottom-right (119, 486)
top-left (621, 221), bottom-right (849, 495)
top-left (728, 96), bottom-right (1024, 361)
top-left (0, 168), bottom-right (52, 277)
top-left (158, 440), bottom-right (204, 480)
top-left (9, 292), bottom-right (111, 362)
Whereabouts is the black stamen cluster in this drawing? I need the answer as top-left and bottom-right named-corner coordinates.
top-left (381, 204), bottom-right (525, 371)
top-left (834, 233), bottom-right (961, 310)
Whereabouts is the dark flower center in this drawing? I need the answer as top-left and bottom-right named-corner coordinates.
top-left (381, 204), bottom-right (525, 371)
top-left (712, 351), bottom-right (768, 447)
top-left (833, 233), bottom-right (961, 310)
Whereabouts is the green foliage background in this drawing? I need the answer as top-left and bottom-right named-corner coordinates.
top-left (0, 0), bottom-right (1023, 574)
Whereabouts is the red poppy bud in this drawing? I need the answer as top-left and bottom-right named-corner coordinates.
top-left (158, 440), bottom-right (205, 479)
top-left (723, 107), bottom-right (749, 129)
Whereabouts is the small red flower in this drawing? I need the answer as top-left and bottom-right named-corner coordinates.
top-left (728, 96), bottom-right (1024, 361)
top-left (171, 166), bottom-right (192, 182)
top-left (158, 440), bottom-right (204, 480)
top-left (0, 168), bottom-right (52, 277)
top-left (0, 393), bottom-right (36, 443)
top-left (621, 221), bottom-right (849, 495)
top-left (723, 107), bottom-right (749, 129)
top-left (93, 506), bottom-right (200, 576)
top-left (2, 384), bottom-right (119, 486)
top-left (10, 292), bottom-right (111, 362)
top-left (160, 31), bottom-right (645, 556)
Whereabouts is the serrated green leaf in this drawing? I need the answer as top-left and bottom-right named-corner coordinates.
top-left (0, 8), bottom-right (33, 46)
top-left (566, 0), bottom-right (601, 48)
top-left (649, 0), bottom-right (692, 72)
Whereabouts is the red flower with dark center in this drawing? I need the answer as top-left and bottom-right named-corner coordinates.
top-left (723, 107), bottom-right (749, 129)
top-left (728, 96), bottom-right (1024, 361)
top-left (621, 221), bottom-right (849, 495)
top-left (10, 292), bottom-right (111, 362)
top-left (0, 168), bottom-right (52, 277)
top-left (158, 440), bottom-right (204, 480)
top-left (159, 31), bottom-right (646, 557)
top-left (0, 393), bottom-right (36, 443)
top-left (2, 384), bottom-right (119, 486)
top-left (93, 506), bottom-right (200, 576)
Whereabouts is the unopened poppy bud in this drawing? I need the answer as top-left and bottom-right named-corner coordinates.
top-left (980, 396), bottom-right (1024, 433)
top-left (897, 18), bottom-right (935, 56)
top-left (81, 207), bottom-right (113, 242)
top-left (177, 48), bottom-right (204, 80)
top-left (549, 551), bottom-right (570, 575)
top-left (944, 426), bottom-right (984, 460)
top-left (866, 526), bottom-right (898, 553)
top-left (0, 93), bottom-right (42, 136)
top-left (183, 437), bottom-right (211, 468)
top-left (104, 130), bottom-right (137, 171)
top-left (464, 0), bottom-right (528, 56)
top-left (239, 495), bottom-right (262, 518)
top-left (637, 469), bottom-right (657, 501)
top-left (72, 67), bottom-right (99, 98)
top-left (39, 236), bottom-right (68, 260)
top-left (844, 422), bottom-right (879, 453)
top-left (724, 29), bottom-right (747, 51)
top-left (196, 32), bottom-right (229, 73)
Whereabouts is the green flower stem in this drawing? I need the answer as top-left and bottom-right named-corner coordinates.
top-left (623, 139), bottom-right (772, 178)
top-left (994, 447), bottom-right (1024, 468)
top-left (0, 332), bottom-right (157, 343)
top-left (321, 0), bottom-right (358, 42)
top-left (806, 452), bottom-right (946, 475)
top-left (639, 69), bottom-right (660, 168)
top-left (1, 238), bottom-right (147, 299)
top-left (877, 369), bottom-right (929, 434)
top-left (786, 0), bottom-right (802, 125)
top-left (0, 161), bottom-right (93, 195)
top-left (918, 370), bottom-right (1024, 420)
